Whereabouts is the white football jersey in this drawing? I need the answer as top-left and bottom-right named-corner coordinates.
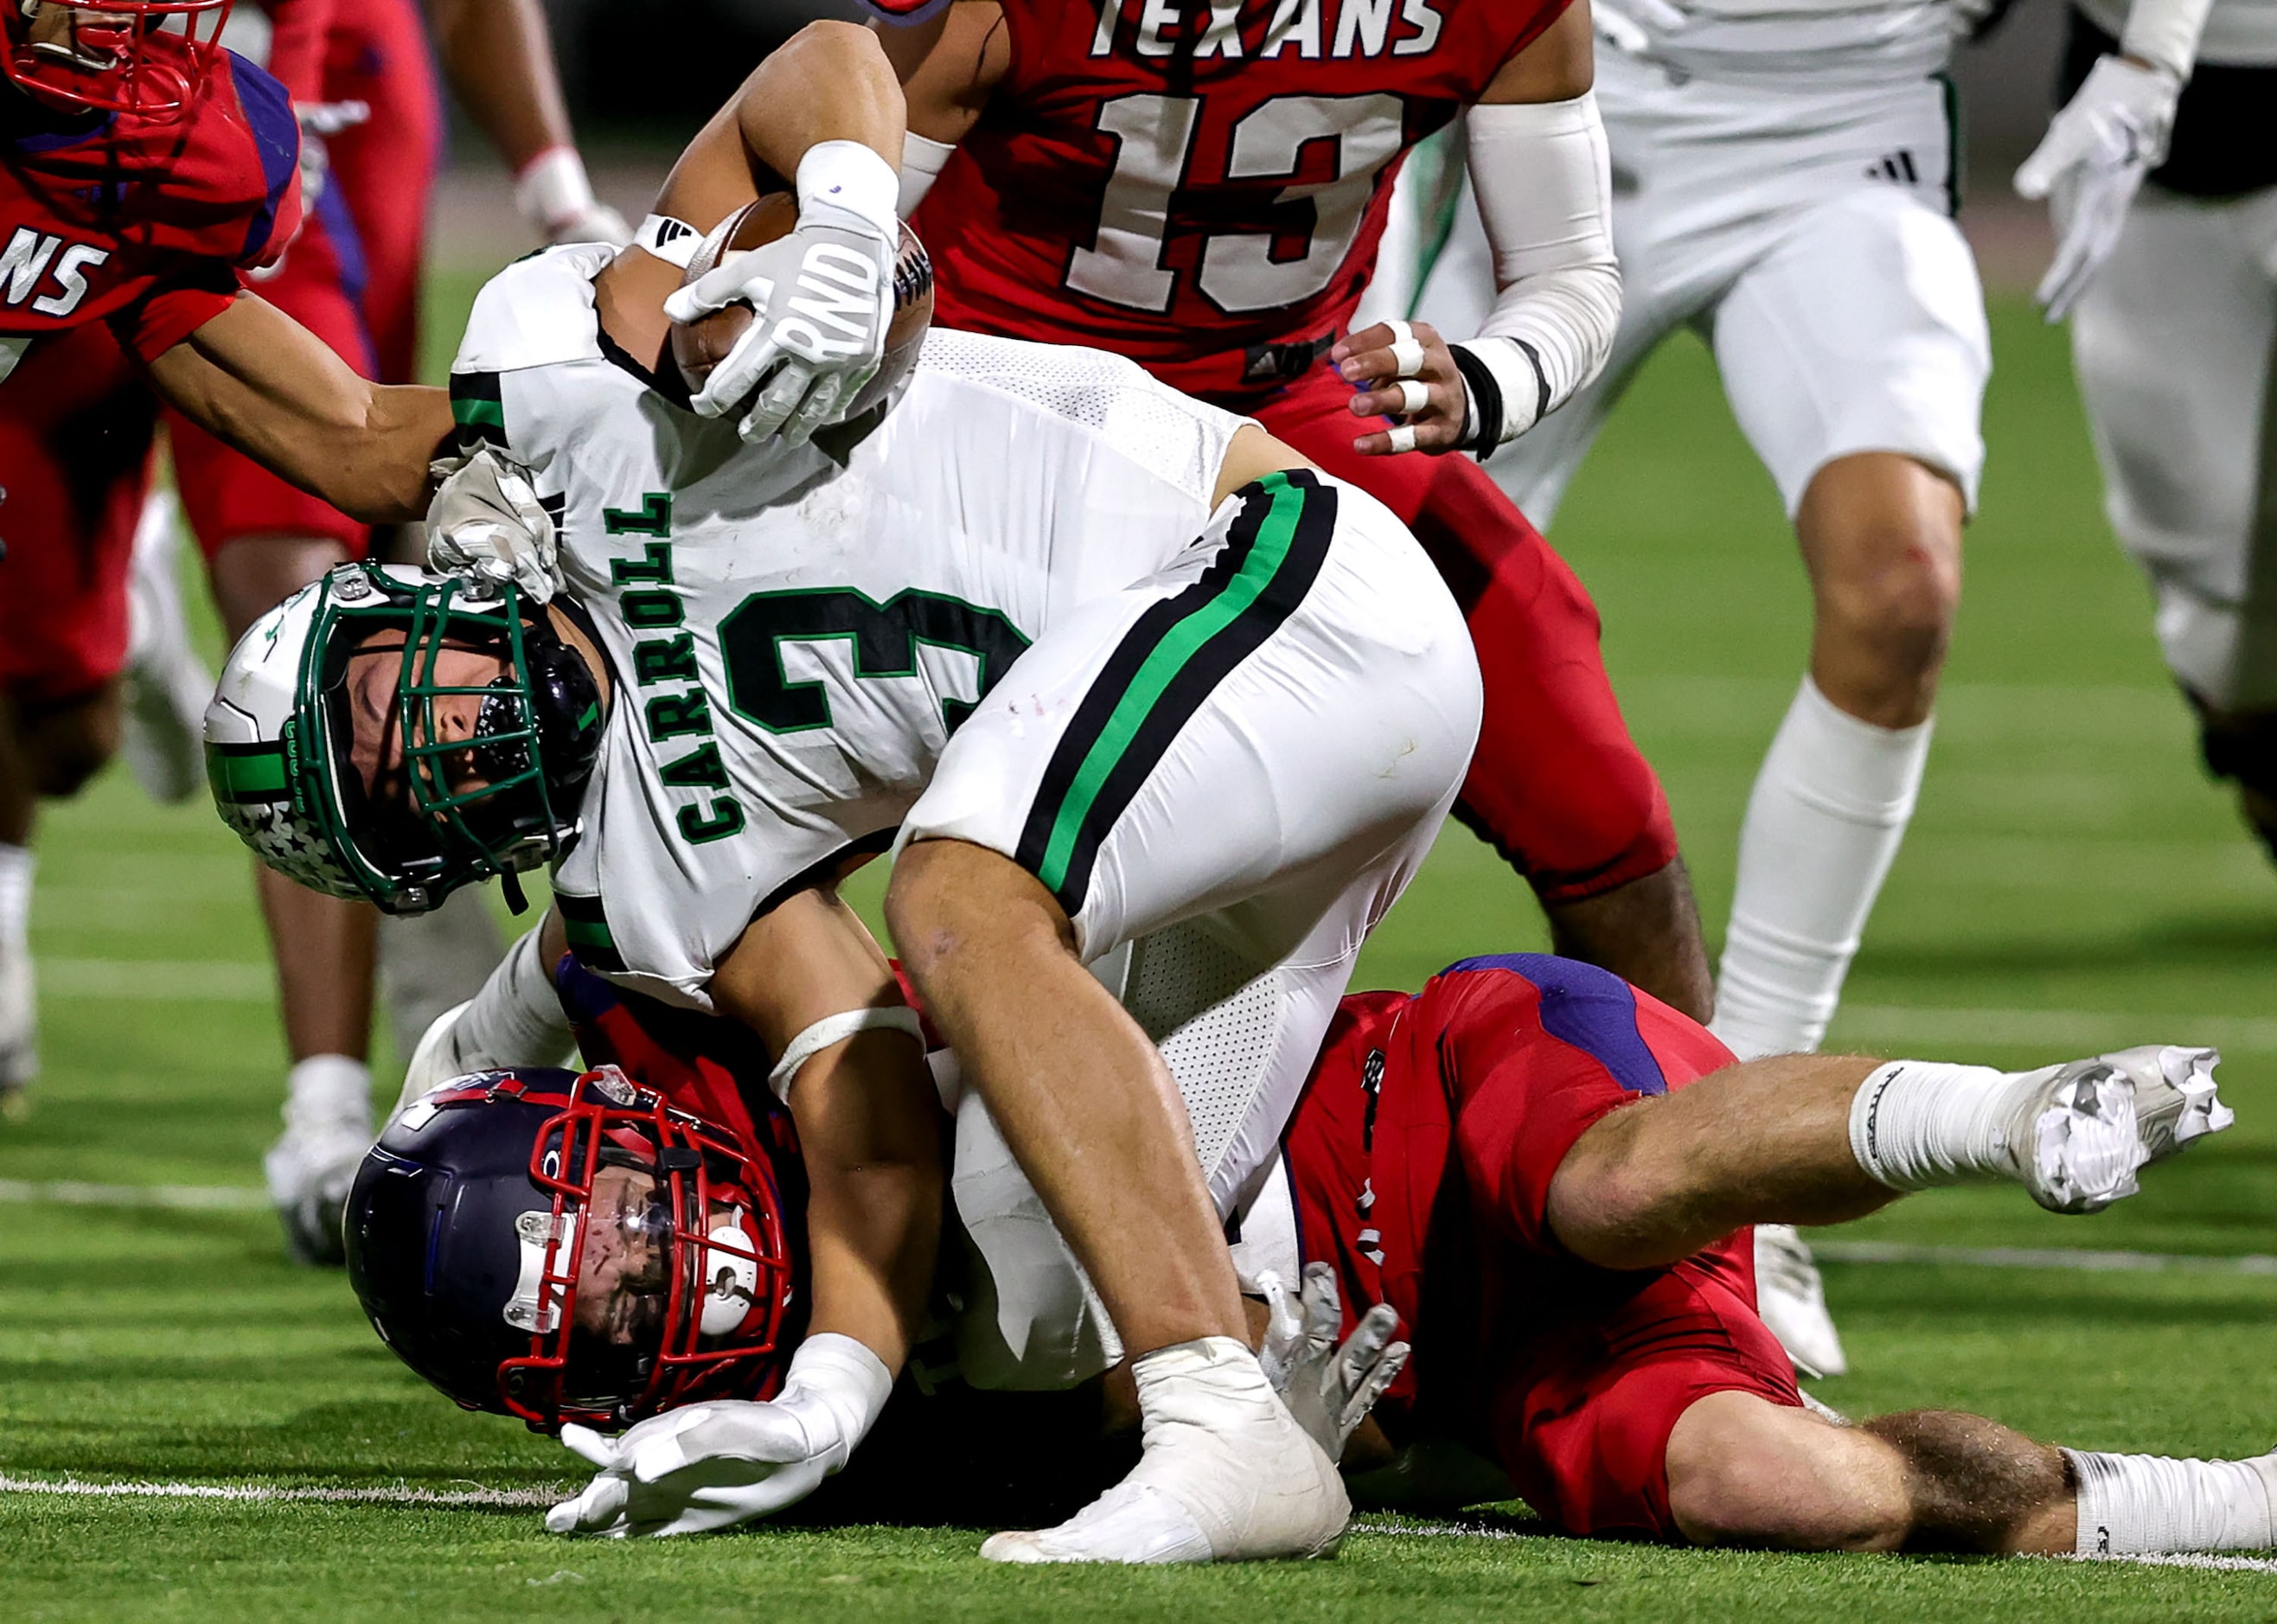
top-left (450, 244), bottom-right (1249, 1007)
top-left (2075, 0), bottom-right (2277, 64)
top-left (1594, 0), bottom-right (1954, 84)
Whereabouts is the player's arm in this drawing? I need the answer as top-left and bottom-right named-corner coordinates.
top-left (709, 884), bottom-right (943, 1391)
top-left (425, 0), bottom-right (628, 245)
top-left (2012, 0), bottom-right (2213, 320)
top-left (1334, 0), bottom-right (1621, 457)
top-left (145, 295), bottom-right (451, 523)
top-left (866, 2), bottom-right (1008, 214)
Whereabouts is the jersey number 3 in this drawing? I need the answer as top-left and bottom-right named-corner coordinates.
top-left (719, 588), bottom-right (1031, 735)
top-left (1070, 92), bottom-right (1404, 316)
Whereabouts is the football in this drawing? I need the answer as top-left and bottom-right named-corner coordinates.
top-left (669, 192), bottom-right (935, 403)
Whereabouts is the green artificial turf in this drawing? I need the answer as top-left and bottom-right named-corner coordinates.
top-left (2, 285), bottom-right (2273, 1620)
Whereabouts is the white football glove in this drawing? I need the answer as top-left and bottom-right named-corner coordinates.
top-left (425, 445), bottom-right (559, 604)
top-left (2014, 54), bottom-right (2182, 322)
top-left (663, 140), bottom-right (899, 447)
top-left (544, 1333), bottom-right (892, 1538)
top-left (294, 99), bottom-right (368, 208)
top-left (514, 147), bottom-right (632, 248)
top-left (1257, 1263), bottom-right (1409, 1465)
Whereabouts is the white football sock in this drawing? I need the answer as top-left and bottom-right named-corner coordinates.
top-left (1712, 678), bottom-right (1932, 1060)
top-left (2065, 1448), bottom-right (2277, 1554)
top-left (0, 842), bottom-right (31, 946)
top-left (1846, 1058), bottom-right (2028, 1191)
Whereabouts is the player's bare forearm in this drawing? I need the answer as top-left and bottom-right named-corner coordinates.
top-left (653, 22), bottom-right (905, 232)
top-left (146, 296), bottom-right (450, 524)
top-left (425, 0), bottom-right (576, 171)
top-left (1481, 0), bottom-right (1595, 103)
top-left (711, 886), bottom-right (943, 1373)
top-left (873, 2), bottom-right (1007, 146)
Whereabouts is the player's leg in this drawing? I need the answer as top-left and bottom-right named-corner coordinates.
top-left (1708, 186), bottom-right (1986, 1063)
top-left (1667, 1390), bottom-right (2277, 1556)
top-left (1546, 1039), bottom-right (2230, 1269)
top-left (174, 227), bottom-right (389, 1262)
top-left (0, 325), bottom-right (154, 1109)
top-left (1263, 368), bottom-right (1711, 1021)
top-left (116, 489), bottom-right (214, 805)
top-left (2069, 184), bottom-right (2277, 862)
top-left (891, 470), bottom-right (1480, 1562)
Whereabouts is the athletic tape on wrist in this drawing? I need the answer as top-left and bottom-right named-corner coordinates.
top-left (515, 145), bottom-right (596, 231)
top-left (1449, 342), bottom-right (1503, 452)
top-left (796, 139), bottom-right (902, 240)
top-left (767, 1006), bottom-right (925, 1102)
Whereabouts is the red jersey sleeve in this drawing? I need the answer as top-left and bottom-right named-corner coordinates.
top-left (259, 0), bottom-right (338, 104)
top-left (106, 269), bottom-right (240, 363)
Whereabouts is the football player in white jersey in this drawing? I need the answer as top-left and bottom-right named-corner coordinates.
top-left (2015, 0), bottom-right (2277, 864)
top-left (1353, 0), bottom-right (1998, 1381)
top-left (202, 22), bottom-right (1482, 1566)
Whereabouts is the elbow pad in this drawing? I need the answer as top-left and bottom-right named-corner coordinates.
top-left (899, 131), bottom-right (956, 216)
top-left (1450, 93), bottom-right (1622, 451)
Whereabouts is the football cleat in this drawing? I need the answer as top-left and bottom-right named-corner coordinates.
top-left (0, 932), bottom-right (35, 1120)
top-left (2005, 1045), bottom-right (2230, 1215)
top-left (119, 490), bottom-right (214, 806)
top-left (1751, 1223), bottom-right (1847, 1379)
top-left (981, 1338), bottom-right (1348, 1564)
top-left (265, 1055), bottom-right (374, 1265)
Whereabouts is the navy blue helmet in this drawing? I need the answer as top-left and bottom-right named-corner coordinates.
top-left (345, 1065), bottom-right (797, 1431)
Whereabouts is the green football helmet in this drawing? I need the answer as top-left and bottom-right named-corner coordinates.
top-left (205, 562), bottom-right (604, 915)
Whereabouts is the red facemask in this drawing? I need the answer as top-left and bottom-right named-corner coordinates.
top-left (3, 1), bottom-right (233, 120)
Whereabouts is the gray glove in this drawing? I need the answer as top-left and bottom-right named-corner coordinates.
top-left (662, 141), bottom-right (899, 447)
top-left (544, 1333), bottom-right (892, 1538)
top-left (425, 445), bottom-right (558, 604)
top-left (1257, 1263), bottom-right (1409, 1464)
top-left (2013, 55), bottom-right (2181, 321)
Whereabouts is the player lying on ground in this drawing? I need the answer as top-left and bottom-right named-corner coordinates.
top-left (365, 942), bottom-right (2261, 1557)
top-left (208, 19), bottom-right (1482, 1564)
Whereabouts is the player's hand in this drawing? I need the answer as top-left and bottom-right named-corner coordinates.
top-left (1257, 1263), bottom-right (1409, 1464)
top-left (664, 143), bottom-right (899, 447)
top-left (425, 445), bottom-right (559, 604)
top-left (513, 148), bottom-right (633, 248)
top-left (546, 1402), bottom-right (835, 1538)
top-left (1333, 320), bottom-right (1468, 456)
top-left (545, 1333), bottom-right (892, 1538)
top-left (293, 99), bottom-right (369, 208)
top-left (2013, 54), bottom-right (2180, 322)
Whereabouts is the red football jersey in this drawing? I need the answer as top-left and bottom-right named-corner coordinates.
top-left (0, 32), bottom-right (301, 373)
top-left (902, 0), bottom-right (1569, 402)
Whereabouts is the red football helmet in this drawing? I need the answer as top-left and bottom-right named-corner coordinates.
top-left (347, 1065), bottom-right (802, 1431)
top-left (3, 1), bottom-right (233, 119)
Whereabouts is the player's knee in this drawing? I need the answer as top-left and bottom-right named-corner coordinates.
top-left (1801, 456), bottom-right (1963, 682)
top-left (1545, 1109), bottom-right (1689, 1270)
top-left (1666, 1392), bottom-right (1909, 1552)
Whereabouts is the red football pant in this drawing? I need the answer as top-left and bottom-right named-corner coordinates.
top-left (0, 323), bottom-right (157, 703)
top-left (1255, 365), bottom-right (1677, 904)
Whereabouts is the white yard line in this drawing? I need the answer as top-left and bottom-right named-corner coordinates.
top-left (1813, 1241), bottom-right (2277, 1276)
top-left (1, 1484), bottom-right (2270, 1572)
top-left (0, 1179), bottom-right (268, 1211)
top-left (1832, 1005), bottom-right (2277, 1054)
top-left (0, 1474), bottom-right (562, 1508)
top-left (38, 958), bottom-right (271, 1003)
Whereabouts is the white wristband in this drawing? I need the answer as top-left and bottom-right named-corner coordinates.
top-left (796, 139), bottom-right (901, 240)
top-left (515, 145), bottom-right (598, 233)
top-left (633, 213), bottom-right (700, 269)
top-left (767, 1006), bottom-right (925, 1102)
